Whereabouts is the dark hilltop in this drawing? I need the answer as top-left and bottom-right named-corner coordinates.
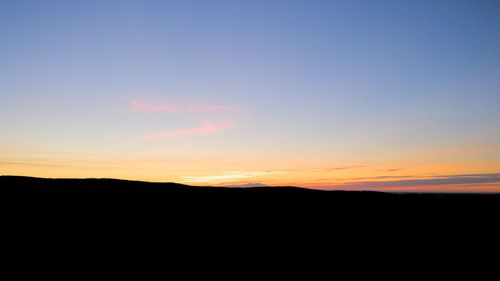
top-left (2, 176), bottom-right (499, 213)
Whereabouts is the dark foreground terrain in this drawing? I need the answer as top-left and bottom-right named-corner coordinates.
top-left (2, 176), bottom-right (499, 252)
top-left (2, 176), bottom-right (499, 214)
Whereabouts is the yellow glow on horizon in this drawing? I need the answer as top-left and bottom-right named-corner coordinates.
top-left (2, 145), bottom-right (500, 192)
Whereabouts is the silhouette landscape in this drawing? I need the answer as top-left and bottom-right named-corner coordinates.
top-left (3, 176), bottom-right (499, 214)
top-left (1, 1), bottom-right (499, 210)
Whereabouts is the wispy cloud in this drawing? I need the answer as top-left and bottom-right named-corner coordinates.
top-left (0, 160), bottom-right (114, 170)
top-left (326, 165), bottom-right (367, 171)
top-left (142, 120), bottom-right (236, 140)
top-left (344, 175), bottom-right (413, 181)
top-left (431, 173), bottom-right (500, 178)
top-left (180, 171), bottom-right (279, 184)
top-left (0, 161), bottom-right (77, 168)
top-left (333, 173), bottom-right (500, 190)
top-left (376, 168), bottom-right (401, 172)
top-left (126, 99), bottom-right (246, 140)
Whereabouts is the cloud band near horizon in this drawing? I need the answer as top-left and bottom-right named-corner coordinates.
top-left (329, 173), bottom-right (500, 190)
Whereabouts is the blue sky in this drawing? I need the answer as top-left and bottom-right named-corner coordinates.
top-left (1, 0), bottom-right (499, 190)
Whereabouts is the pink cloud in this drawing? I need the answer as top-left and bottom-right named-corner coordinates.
top-left (128, 99), bottom-right (180, 112)
top-left (142, 120), bottom-right (237, 140)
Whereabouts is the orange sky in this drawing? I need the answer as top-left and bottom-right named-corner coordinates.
top-left (2, 143), bottom-right (499, 192)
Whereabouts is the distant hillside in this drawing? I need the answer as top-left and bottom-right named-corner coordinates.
top-left (2, 176), bottom-right (500, 228)
top-left (2, 175), bottom-right (499, 202)
top-left (0, 175), bottom-right (320, 194)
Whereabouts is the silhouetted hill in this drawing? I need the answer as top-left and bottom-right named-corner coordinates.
top-left (2, 176), bottom-right (499, 245)
top-left (2, 176), bottom-right (499, 210)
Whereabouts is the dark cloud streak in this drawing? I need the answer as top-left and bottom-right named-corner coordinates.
top-left (326, 165), bottom-right (367, 171)
top-left (376, 168), bottom-right (400, 172)
top-left (340, 173), bottom-right (500, 189)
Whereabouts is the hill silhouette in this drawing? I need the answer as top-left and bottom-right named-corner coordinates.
top-left (2, 176), bottom-right (499, 211)
top-left (2, 175), bottom-right (500, 238)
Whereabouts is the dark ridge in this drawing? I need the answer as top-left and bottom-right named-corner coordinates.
top-left (2, 175), bottom-right (500, 195)
top-left (1, 175), bottom-right (498, 197)
top-left (2, 176), bottom-right (500, 220)
top-left (2, 175), bottom-right (500, 241)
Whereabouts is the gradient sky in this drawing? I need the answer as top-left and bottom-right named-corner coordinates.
top-left (1, 0), bottom-right (499, 192)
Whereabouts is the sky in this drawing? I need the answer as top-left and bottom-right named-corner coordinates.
top-left (1, 0), bottom-right (499, 192)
